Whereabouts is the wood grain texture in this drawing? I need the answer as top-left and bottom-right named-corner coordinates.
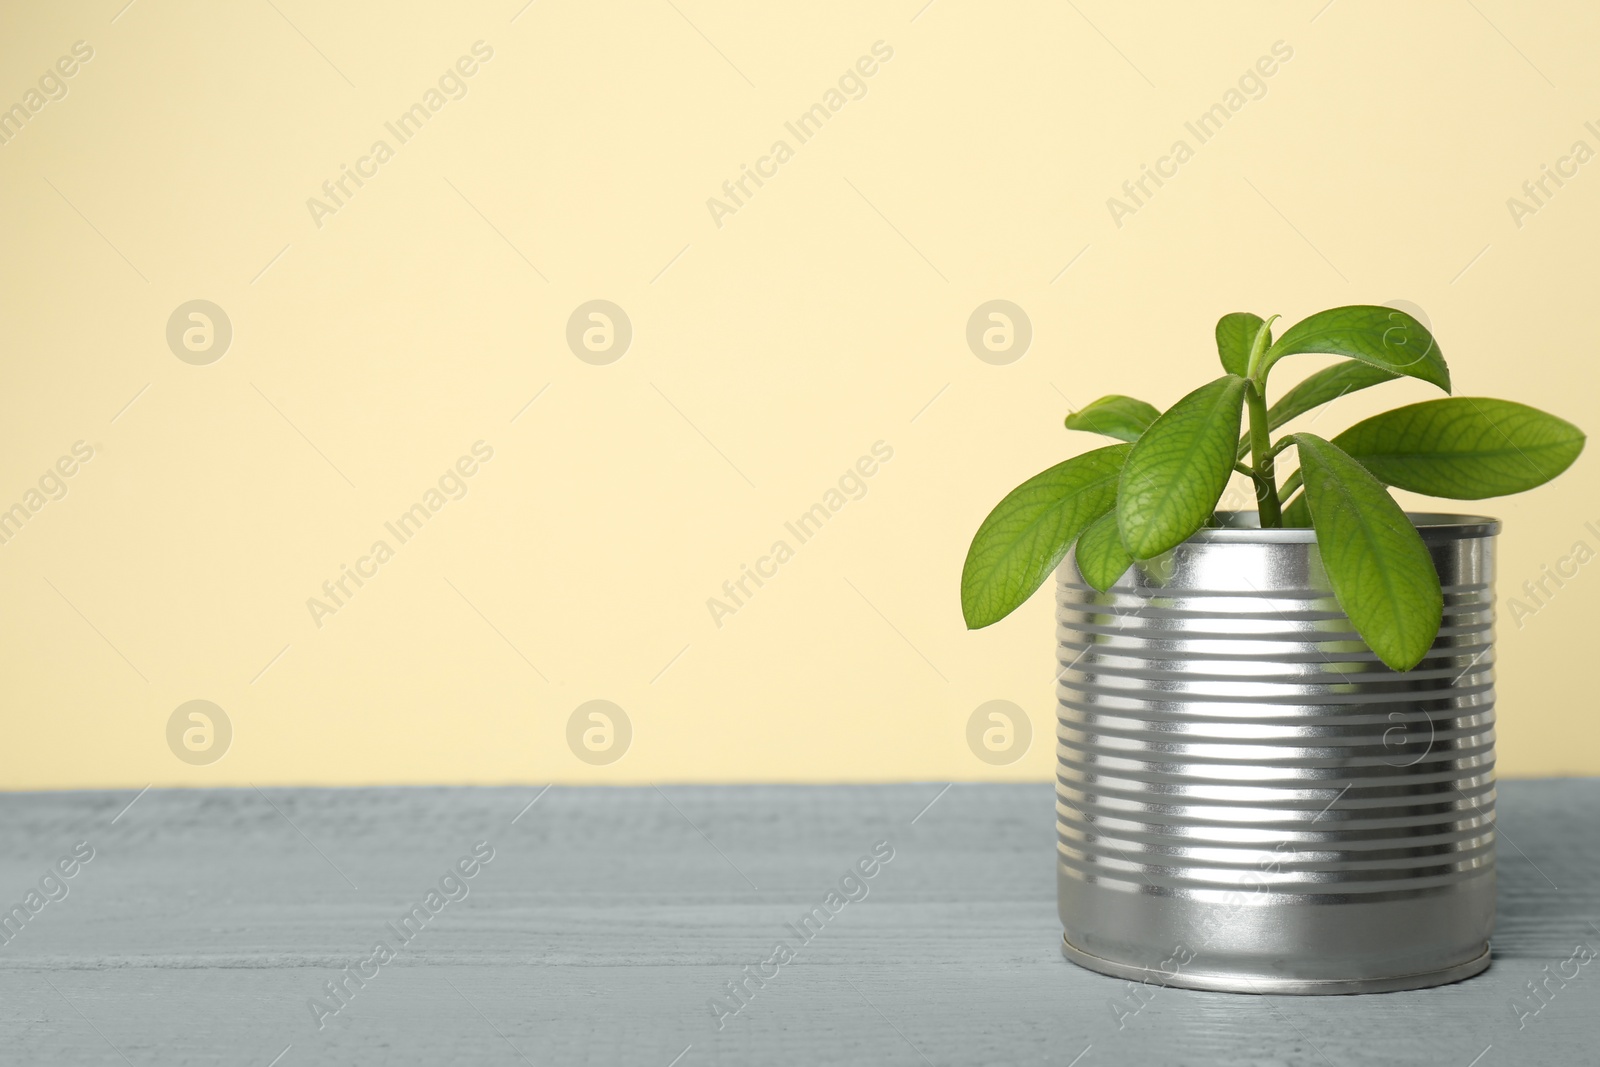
top-left (0, 781), bottom-right (1596, 1065)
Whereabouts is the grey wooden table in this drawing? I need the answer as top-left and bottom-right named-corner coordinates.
top-left (0, 781), bottom-right (1595, 1066)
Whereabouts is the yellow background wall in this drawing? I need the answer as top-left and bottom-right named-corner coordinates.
top-left (0, 1), bottom-right (1595, 789)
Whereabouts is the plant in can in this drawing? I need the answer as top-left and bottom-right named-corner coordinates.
top-left (961, 305), bottom-right (1585, 670)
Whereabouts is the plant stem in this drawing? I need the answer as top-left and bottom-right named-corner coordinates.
top-left (1277, 468), bottom-right (1304, 506)
top-left (1245, 381), bottom-right (1282, 527)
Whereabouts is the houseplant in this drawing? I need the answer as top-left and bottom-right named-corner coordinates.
top-left (961, 305), bottom-right (1585, 993)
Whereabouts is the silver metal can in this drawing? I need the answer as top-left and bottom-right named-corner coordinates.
top-left (1056, 512), bottom-right (1498, 994)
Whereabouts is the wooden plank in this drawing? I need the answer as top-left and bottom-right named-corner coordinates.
top-left (0, 781), bottom-right (1595, 1065)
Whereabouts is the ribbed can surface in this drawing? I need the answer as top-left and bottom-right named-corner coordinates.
top-left (1056, 513), bottom-right (1498, 993)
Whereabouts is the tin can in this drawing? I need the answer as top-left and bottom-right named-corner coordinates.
top-left (1056, 513), bottom-right (1498, 993)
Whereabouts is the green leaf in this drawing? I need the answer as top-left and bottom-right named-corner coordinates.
top-left (961, 444), bottom-right (1130, 628)
top-left (1065, 395), bottom-right (1161, 443)
top-left (1268, 360), bottom-right (1402, 429)
top-left (1265, 305), bottom-right (1451, 393)
top-left (1118, 375), bottom-right (1249, 559)
top-left (1073, 510), bottom-right (1133, 591)
top-left (1215, 313), bottom-right (1266, 378)
top-left (1332, 397), bottom-right (1586, 499)
top-left (1294, 433), bottom-right (1442, 672)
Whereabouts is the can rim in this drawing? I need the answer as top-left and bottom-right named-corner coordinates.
top-left (1188, 511), bottom-right (1500, 544)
